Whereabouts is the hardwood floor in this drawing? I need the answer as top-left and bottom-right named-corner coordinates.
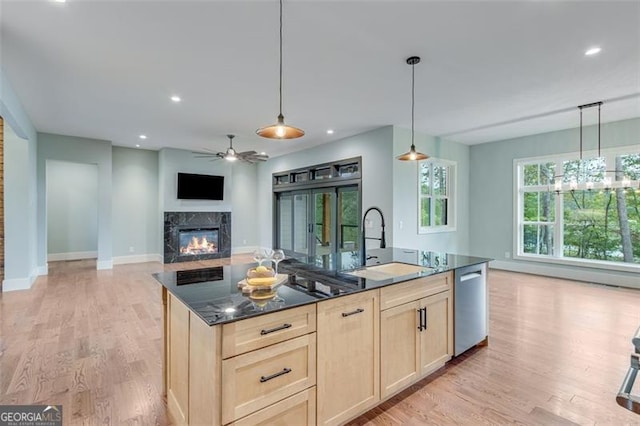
top-left (1, 261), bottom-right (639, 425)
top-left (349, 270), bottom-right (640, 425)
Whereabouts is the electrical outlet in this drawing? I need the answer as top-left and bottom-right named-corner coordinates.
top-left (129, 246), bottom-right (135, 253)
top-left (505, 251), bottom-right (510, 259)
top-left (399, 220), bottom-right (404, 230)
top-left (242, 239), bottom-right (247, 245)
top-left (365, 219), bottom-right (373, 229)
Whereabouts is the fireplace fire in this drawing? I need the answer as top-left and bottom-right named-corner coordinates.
top-left (179, 228), bottom-right (219, 255)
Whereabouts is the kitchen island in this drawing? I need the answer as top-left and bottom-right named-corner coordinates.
top-left (154, 248), bottom-right (490, 425)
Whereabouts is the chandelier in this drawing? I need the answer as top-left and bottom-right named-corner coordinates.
top-left (551, 101), bottom-right (639, 194)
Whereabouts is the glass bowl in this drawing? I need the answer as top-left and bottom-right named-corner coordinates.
top-left (246, 266), bottom-right (277, 286)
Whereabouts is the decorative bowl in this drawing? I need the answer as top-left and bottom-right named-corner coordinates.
top-left (246, 266), bottom-right (277, 286)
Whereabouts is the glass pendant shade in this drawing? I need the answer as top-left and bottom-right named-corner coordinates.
top-left (256, 114), bottom-right (304, 139)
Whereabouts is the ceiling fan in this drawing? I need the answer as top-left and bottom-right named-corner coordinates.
top-left (193, 134), bottom-right (269, 164)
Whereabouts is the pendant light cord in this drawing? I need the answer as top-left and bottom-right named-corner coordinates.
top-left (411, 61), bottom-right (415, 148)
top-left (279, 0), bottom-right (283, 116)
top-left (579, 106), bottom-right (583, 160)
top-left (598, 102), bottom-right (601, 158)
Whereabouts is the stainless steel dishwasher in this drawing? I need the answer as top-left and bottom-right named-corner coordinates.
top-left (454, 263), bottom-right (487, 356)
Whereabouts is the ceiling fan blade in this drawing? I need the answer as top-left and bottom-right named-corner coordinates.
top-left (237, 150), bottom-right (258, 156)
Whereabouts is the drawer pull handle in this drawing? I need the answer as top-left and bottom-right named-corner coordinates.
top-left (260, 367), bottom-right (292, 383)
top-left (260, 323), bottom-right (292, 335)
top-left (342, 308), bottom-right (364, 317)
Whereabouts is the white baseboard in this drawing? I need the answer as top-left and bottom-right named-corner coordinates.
top-left (38, 264), bottom-right (48, 276)
top-left (113, 253), bottom-right (163, 265)
top-left (47, 251), bottom-right (97, 262)
top-left (490, 259), bottom-right (640, 289)
top-left (3, 272), bottom-right (37, 292)
top-left (97, 260), bottom-right (113, 270)
top-left (232, 246), bottom-right (259, 255)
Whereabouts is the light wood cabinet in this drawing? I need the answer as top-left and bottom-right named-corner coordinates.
top-left (164, 267), bottom-right (465, 425)
top-left (231, 387), bottom-right (316, 426)
top-left (166, 293), bottom-right (190, 426)
top-left (317, 290), bottom-right (380, 426)
top-left (380, 274), bottom-right (453, 399)
top-left (419, 291), bottom-right (452, 376)
top-left (221, 334), bottom-right (316, 424)
top-left (222, 304), bottom-right (316, 358)
top-left (380, 300), bottom-right (421, 398)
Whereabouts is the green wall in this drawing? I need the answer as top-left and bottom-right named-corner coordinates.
top-left (469, 117), bottom-right (640, 287)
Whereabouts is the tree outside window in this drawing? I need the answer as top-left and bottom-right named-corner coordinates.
top-left (517, 151), bottom-right (640, 266)
top-left (419, 160), bottom-right (456, 233)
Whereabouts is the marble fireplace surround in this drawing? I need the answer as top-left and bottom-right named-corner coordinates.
top-left (164, 212), bottom-right (231, 263)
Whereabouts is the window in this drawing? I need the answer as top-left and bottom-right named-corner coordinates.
top-left (419, 159), bottom-right (456, 233)
top-left (516, 150), bottom-right (640, 269)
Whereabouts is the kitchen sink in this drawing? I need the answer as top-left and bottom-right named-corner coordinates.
top-left (344, 262), bottom-right (433, 281)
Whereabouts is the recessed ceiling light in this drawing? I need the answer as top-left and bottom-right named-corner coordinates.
top-left (326, 129), bottom-right (334, 135)
top-left (52, 0), bottom-right (66, 3)
top-left (170, 95), bottom-right (181, 103)
top-left (135, 144), bottom-right (140, 148)
top-left (585, 46), bottom-right (601, 56)
top-left (139, 134), bottom-right (147, 139)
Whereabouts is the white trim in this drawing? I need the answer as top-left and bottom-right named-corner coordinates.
top-left (232, 246), bottom-right (259, 255)
top-left (418, 159), bottom-right (457, 234)
top-left (513, 252), bottom-right (640, 273)
top-left (47, 251), bottom-right (97, 262)
top-left (2, 271), bottom-right (37, 292)
top-left (112, 253), bottom-right (163, 265)
top-left (490, 259), bottom-right (640, 289)
top-left (38, 264), bottom-right (48, 276)
top-left (97, 260), bottom-right (113, 270)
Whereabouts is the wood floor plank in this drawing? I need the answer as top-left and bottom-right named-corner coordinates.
top-left (1, 259), bottom-right (639, 425)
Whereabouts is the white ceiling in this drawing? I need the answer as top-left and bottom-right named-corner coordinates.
top-left (1, 0), bottom-right (639, 158)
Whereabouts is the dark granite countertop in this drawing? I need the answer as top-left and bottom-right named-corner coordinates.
top-left (153, 248), bottom-right (491, 326)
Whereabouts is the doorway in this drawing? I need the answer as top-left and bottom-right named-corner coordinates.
top-left (46, 160), bottom-right (99, 262)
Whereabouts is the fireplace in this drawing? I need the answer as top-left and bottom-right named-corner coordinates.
top-left (164, 212), bottom-right (231, 263)
top-left (179, 228), bottom-right (219, 255)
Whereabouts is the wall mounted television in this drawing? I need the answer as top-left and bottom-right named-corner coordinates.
top-left (177, 172), bottom-right (224, 200)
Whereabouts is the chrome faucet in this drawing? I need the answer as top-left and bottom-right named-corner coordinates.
top-left (361, 206), bottom-right (386, 265)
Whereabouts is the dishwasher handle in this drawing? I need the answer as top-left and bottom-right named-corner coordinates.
top-left (617, 353), bottom-right (640, 414)
top-left (459, 271), bottom-right (482, 282)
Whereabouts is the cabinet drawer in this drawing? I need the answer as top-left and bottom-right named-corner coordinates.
top-left (222, 333), bottom-right (317, 424)
top-left (231, 387), bottom-right (316, 426)
top-left (380, 272), bottom-right (451, 310)
top-left (222, 304), bottom-right (316, 358)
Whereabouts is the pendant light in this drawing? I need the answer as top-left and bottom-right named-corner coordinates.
top-left (256, 0), bottom-right (304, 140)
top-left (397, 56), bottom-right (428, 161)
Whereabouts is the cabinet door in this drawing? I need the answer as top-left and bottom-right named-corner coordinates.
top-left (418, 291), bottom-right (452, 377)
top-left (380, 300), bottom-right (421, 399)
top-left (317, 291), bottom-right (380, 426)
